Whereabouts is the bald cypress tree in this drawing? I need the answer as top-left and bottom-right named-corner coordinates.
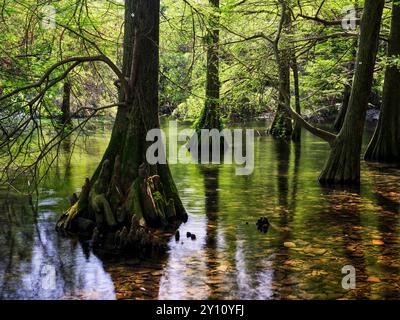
top-left (318, 0), bottom-right (385, 184)
top-left (269, 0), bottom-right (293, 138)
top-left (195, 0), bottom-right (222, 131)
top-left (57, 0), bottom-right (187, 252)
top-left (364, 1), bottom-right (400, 163)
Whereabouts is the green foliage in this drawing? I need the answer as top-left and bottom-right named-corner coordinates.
top-left (173, 96), bottom-right (204, 121)
top-left (0, 0), bottom-right (394, 126)
top-left (270, 113), bottom-right (291, 139)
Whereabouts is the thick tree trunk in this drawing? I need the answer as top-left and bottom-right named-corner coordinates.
top-left (364, 1), bottom-right (400, 163)
top-left (319, 0), bottom-right (385, 185)
top-left (269, 2), bottom-right (293, 138)
top-left (60, 80), bottom-right (72, 126)
top-left (56, 0), bottom-right (187, 254)
top-left (291, 55), bottom-right (301, 142)
top-left (196, 0), bottom-right (221, 131)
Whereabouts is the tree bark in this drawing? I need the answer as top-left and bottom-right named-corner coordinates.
top-left (60, 79), bottom-right (72, 126)
top-left (269, 1), bottom-right (293, 138)
top-left (319, 0), bottom-right (385, 185)
top-left (364, 1), bottom-right (400, 163)
top-left (196, 0), bottom-right (221, 131)
top-left (334, 3), bottom-right (359, 132)
top-left (333, 81), bottom-right (351, 133)
top-left (334, 49), bottom-right (356, 133)
top-left (291, 54), bottom-right (301, 142)
top-left (56, 0), bottom-right (187, 254)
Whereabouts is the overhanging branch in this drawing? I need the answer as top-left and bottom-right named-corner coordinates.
top-left (0, 55), bottom-right (128, 102)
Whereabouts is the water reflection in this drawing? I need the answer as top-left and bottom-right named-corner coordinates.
top-left (322, 189), bottom-right (370, 299)
top-left (159, 166), bottom-right (219, 299)
top-left (0, 121), bottom-right (399, 300)
top-left (0, 133), bottom-right (117, 300)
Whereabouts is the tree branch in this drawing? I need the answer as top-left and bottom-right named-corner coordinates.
top-left (0, 55), bottom-right (128, 102)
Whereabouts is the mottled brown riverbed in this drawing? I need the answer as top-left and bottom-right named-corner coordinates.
top-left (0, 120), bottom-right (399, 300)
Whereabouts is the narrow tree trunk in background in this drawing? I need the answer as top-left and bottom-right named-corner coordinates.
top-left (196, 0), bottom-right (221, 131)
top-left (319, 0), bottom-right (384, 185)
top-left (57, 0), bottom-right (187, 253)
top-left (60, 80), bottom-right (72, 126)
top-left (333, 82), bottom-right (351, 133)
top-left (291, 54), bottom-right (301, 142)
top-left (334, 47), bottom-right (357, 133)
top-left (334, 2), bottom-right (359, 133)
top-left (365, 1), bottom-right (400, 163)
top-left (269, 1), bottom-right (293, 138)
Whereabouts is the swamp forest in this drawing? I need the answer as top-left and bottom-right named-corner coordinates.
top-left (0, 0), bottom-right (399, 302)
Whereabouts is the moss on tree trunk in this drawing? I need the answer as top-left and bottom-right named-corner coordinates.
top-left (195, 0), bottom-right (222, 132)
top-left (57, 0), bottom-right (187, 255)
top-left (269, 2), bottom-right (293, 138)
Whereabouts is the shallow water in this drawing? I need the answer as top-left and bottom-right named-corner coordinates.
top-left (0, 120), bottom-right (399, 300)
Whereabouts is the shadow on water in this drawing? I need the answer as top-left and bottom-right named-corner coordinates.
top-left (0, 121), bottom-right (399, 300)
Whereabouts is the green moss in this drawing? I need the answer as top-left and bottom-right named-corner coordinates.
top-left (125, 177), bottom-right (144, 220)
top-left (270, 112), bottom-right (293, 139)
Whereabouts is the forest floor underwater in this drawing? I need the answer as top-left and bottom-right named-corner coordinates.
top-left (0, 119), bottom-right (399, 300)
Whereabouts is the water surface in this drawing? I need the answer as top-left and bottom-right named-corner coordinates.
top-left (0, 120), bottom-right (399, 300)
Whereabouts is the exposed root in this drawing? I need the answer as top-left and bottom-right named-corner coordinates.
top-left (56, 202), bottom-right (80, 232)
top-left (56, 178), bottom-right (91, 232)
top-left (112, 216), bottom-right (167, 254)
top-left (91, 193), bottom-right (117, 228)
top-left (57, 158), bottom-right (185, 256)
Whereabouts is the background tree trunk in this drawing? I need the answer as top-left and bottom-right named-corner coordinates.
top-left (364, 1), bottom-right (400, 163)
top-left (291, 54), bottom-right (301, 142)
top-left (334, 46), bottom-right (356, 133)
top-left (57, 0), bottom-right (187, 254)
top-left (319, 0), bottom-right (385, 185)
top-left (269, 1), bottom-right (293, 138)
top-left (334, 5), bottom-right (359, 133)
top-left (333, 82), bottom-right (351, 133)
top-left (60, 80), bottom-right (72, 126)
top-left (196, 0), bottom-right (221, 131)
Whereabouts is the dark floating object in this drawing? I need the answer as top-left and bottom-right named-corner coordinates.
top-left (191, 234), bottom-right (197, 241)
top-left (186, 232), bottom-right (192, 238)
top-left (175, 231), bottom-right (180, 242)
top-left (246, 222), bottom-right (249, 225)
top-left (256, 217), bottom-right (270, 233)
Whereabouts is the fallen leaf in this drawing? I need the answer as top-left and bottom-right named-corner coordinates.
top-left (284, 242), bottom-right (296, 248)
top-left (367, 276), bottom-right (381, 283)
top-left (303, 247), bottom-right (327, 255)
top-left (217, 264), bottom-right (229, 272)
top-left (284, 260), bottom-right (303, 266)
top-left (308, 270), bottom-right (328, 277)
